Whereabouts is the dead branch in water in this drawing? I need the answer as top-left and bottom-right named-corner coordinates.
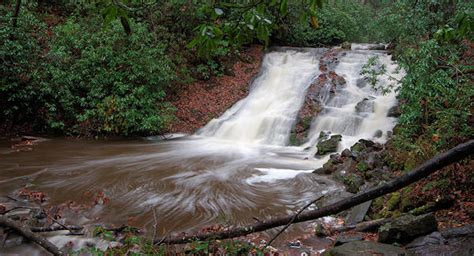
top-left (0, 215), bottom-right (64, 256)
top-left (156, 140), bottom-right (474, 244)
top-left (265, 195), bottom-right (325, 247)
top-left (30, 225), bottom-right (83, 233)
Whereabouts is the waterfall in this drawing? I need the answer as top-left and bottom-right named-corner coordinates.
top-left (197, 49), bottom-right (325, 146)
top-left (305, 49), bottom-right (403, 153)
top-left (198, 45), bottom-right (402, 156)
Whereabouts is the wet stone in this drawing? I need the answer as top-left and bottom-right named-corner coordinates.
top-left (387, 105), bottom-right (401, 117)
top-left (406, 225), bottom-right (474, 256)
top-left (316, 135), bottom-right (342, 155)
top-left (356, 78), bottom-right (367, 88)
top-left (345, 200), bottom-right (372, 226)
top-left (355, 98), bottom-right (375, 113)
top-left (324, 241), bottom-right (409, 256)
top-left (378, 213), bottom-right (438, 244)
top-left (334, 233), bottom-right (364, 246)
top-left (374, 130), bottom-right (383, 138)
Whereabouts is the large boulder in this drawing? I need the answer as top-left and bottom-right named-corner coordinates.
top-left (324, 241), bottom-right (409, 256)
top-left (316, 135), bottom-right (342, 155)
top-left (378, 213), bottom-right (438, 244)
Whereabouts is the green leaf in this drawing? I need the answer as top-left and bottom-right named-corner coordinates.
top-left (279, 0), bottom-right (288, 16)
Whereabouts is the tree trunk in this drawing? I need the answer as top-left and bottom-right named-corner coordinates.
top-left (12, 0), bottom-right (22, 28)
top-left (157, 140), bottom-right (474, 244)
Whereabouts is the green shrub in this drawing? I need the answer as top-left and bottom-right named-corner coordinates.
top-left (43, 16), bottom-right (177, 135)
top-left (0, 7), bottom-right (49, 131)
top-left (275, 0), bottom-right (377, 46)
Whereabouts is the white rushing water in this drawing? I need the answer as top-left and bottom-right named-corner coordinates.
top-left (197, 49), bottom-right (323, 145)
top-left (197, 46), bottom-right (402, 159)
top-left (304, 49), bottom-right (404, 154)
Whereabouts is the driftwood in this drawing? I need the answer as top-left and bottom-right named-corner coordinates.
top-left (157, 140), bottom-right (474, 244)
top-left (0, 215), bottom-right (63, 256)
top-left (31, 225), bottom-right (83, 233)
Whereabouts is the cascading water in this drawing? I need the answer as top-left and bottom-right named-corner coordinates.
top-left (198, 49), bottom-right (324, 145)
top-left (304, 47), bottom-right (403, 154)
top-left (0, 45), bottom-right (403, 254)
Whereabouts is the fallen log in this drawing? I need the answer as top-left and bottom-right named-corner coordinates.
top-left (31, 225), bottom-right (83, 233)
top-left (0, 215), bottom-right (63, 256)
top-left (157, 140), bottom-right (474, 244)
top-left (334, 217), bottom-right (392, 233)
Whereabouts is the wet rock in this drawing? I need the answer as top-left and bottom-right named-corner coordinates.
top-left (316, 135), bottom-right (342, 155)
top-left (324, 241), bottom-right (409, 256)
top-left (314, 223), bottom-right (330, 238)
top-left (341, 149), bottom-right (355, 159)
top-left (406, 225), bottom-right (474, 256)
top-left (319, 131), bottom-right (330, 140)
top-left (334, 233), bottom-right (364, 246)
top-left (356, 78), bottom-right (367, 88)
top-left (441, 223), bottom-right (474, 238)
top-left (314, 156), bottom-right (344, 174)
top-left (341, 173), bottom-right (364, 194)
top-left (365, 167), bottom-right (391, 182)
top-left (378, 213), bottom-right (438, 244)
top-left (355, 98), bottom-right (375, 113)
top-left (406, 231), bottom-right (445, 250)
top-left (374, 130), bottom-right (383, 138)
top-left (341, 42), bottom-right (351, 50)
top-left (362, 151), bottom-right (385, 170)
top-left (316, 190), bottom-right (353, 208)
top-left (346, 200), bottom-right (372, 226)
top-left (387, 105), bottom-right (401, 117)
top-left (350, 139), bottom-right (375, 154)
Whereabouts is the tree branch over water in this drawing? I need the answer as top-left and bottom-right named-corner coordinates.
top-left (156, 140), bottom-right (474, 244)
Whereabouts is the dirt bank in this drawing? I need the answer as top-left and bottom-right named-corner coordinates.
top-left (166, 46), bottom-right (264, 134)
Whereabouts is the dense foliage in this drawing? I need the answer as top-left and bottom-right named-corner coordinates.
top-left (375, 1), bottom-right (473, 168)
top-left (45, 17), bottom-right (176, 135)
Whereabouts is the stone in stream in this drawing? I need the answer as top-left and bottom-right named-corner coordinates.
top-left (378, 213), bottom-right (438, 244)
top-left (355, 98), bottom-right (375, 113)
top-left (350, 139), bottom-right (375, 154)
top-left (356, 78), bottom-right (367, 88)
top-left (316, 134), bottom-right (342, 155)
top-left (373, 129), bottom-right (383, 138)
top-left (324, 241), bottom-right (409, 256)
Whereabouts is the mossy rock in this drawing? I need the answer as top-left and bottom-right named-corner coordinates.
top-left (316, 135), bottom-right (342, 155)
top-left (350, 139), bottom-right (375, 154)
top-left (378, 213), bottom-right (438, 244)
top-left (343, 173), bottom-right (364, 194)
top-left (387, 192), bottom-right (401, 211)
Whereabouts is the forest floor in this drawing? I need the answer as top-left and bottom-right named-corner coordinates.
top-left (165, 46), bottom-right (264, 134)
